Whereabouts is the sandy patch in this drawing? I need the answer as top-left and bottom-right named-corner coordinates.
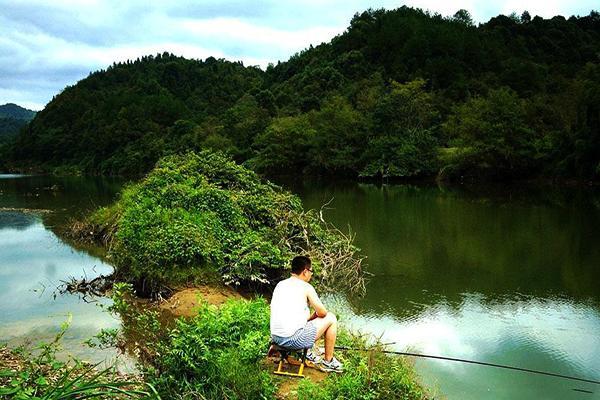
top-left (159, 286), bottom-right (242, 317)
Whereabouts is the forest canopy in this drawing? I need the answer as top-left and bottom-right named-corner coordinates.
top-left (3, 7), bottom-right (600, 180)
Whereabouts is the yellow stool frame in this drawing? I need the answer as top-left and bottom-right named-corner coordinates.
top-left (272, 344), bottom-right (309, 378)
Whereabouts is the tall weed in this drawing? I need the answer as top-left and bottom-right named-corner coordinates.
top-left (147, 298), bottom-right (275, 400)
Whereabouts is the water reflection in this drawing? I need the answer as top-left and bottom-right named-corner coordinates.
top-left (0, 175), bottom-right (128, 369)
top-left (289, 180), bottom-right (600, 400)
top-left (331, 293), bottom-right (600, 399)
top-left (0, 211), bottom-right (37, 230)
top-left (0, 174), bottom-right (125, 226)
top-left (294, 182), bottom-right (600, 305)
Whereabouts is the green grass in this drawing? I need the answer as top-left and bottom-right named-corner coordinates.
top-left (144, 297), bottom-right (276, 400)
top-left (297, 332), bottom-right (429, 400)
top-left (0, 317), bottom-right (159, 400)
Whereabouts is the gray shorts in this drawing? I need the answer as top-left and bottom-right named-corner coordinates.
top-left (272, 321), bottom-right (317, 350)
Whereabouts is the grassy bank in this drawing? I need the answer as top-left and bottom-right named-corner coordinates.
top-left (102, 284), bottom-right (429, 400)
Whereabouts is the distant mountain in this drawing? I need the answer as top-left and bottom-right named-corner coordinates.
top-left (0, 104), bottom-right (36, 143)
top-left (0, 103), bottom-right (36, 121)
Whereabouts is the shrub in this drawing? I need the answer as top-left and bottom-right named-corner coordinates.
top-left (74, 151), bottom-right (364, 294)
top-left (147, 298), bottom-right (276, 400)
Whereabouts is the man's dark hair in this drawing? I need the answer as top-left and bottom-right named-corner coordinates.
top-left (291, 255), bottom-right (311, 274)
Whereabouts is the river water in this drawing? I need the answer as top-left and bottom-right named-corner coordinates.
top-left (0, 174), bottom-right (130, 368)
top-left (293, 181), bottom-right (600, 399)
top-left (1, 174), bottom-right (599, 399)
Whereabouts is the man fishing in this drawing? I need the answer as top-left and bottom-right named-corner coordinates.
top-left (270, 255), bottom-right (343, 372)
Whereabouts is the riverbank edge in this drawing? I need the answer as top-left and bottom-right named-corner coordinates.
top-left (2, 164), bottom-right (599, 187)
top-left (111, 281), bottom-right (432, 400)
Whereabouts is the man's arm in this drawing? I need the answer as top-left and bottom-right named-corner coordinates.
top-left (307, 286), bottom-right (328, 318)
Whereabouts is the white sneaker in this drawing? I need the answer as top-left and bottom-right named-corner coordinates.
top-left (319, 357), bottom-right (343, 373)
top-left (306, 349), bottom-right (322, 364)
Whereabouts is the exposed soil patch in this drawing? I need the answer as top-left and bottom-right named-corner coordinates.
top-left (159, 286), bottom-right (242, 317)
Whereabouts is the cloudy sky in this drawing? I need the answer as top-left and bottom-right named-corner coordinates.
top-left (1, 0), bottom-right (597, 110)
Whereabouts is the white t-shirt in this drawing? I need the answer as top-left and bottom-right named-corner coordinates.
top-left (270, 276), bottom-right (318, 337)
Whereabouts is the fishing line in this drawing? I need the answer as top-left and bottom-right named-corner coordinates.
top-left (334, 346), bottom-right (600, 386)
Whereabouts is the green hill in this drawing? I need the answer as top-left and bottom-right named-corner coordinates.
top-left (10, 54), bottom-right (264, 175)
top-left (5, 7), bottom-right (600, 179)
top-left (0, 118), bottom-right (27, 141)
top-left (0, 103), bottom-right (36, 120)
top-left (0, 104), bottom-right (36, 144)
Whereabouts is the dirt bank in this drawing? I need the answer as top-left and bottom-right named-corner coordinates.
top-left (158, 285), bottom-right (243, 317)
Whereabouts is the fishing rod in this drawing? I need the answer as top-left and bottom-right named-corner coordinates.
top-left (334, 346), bottom-right (600, 386)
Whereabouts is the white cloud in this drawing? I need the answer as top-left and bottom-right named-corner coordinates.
top-left (179, 17), bottom-right (342, 60)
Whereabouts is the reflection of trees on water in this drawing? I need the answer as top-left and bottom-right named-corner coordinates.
top-left (0, 175), bottom-right (124, 261)
top-left (0, 211), bottom-right (38, 230)
top-left (296, 181), bottom-right (600, 320)
top-left (0, 175), bottom-right (124, 219)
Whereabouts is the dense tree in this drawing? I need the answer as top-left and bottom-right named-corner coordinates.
top-left (4, 7), bottom-right (600, 181)
top-left (307, 96), bottom-right (368, 174)
top-left (361, 79), bottom-right (439, 177)
top-left (443, 87), bottom-right (537, 178)
top-left (250, 115), bottom-right (315, 173)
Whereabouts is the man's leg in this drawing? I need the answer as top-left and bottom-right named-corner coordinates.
top-left (311, 312), bottom-right (338, 361)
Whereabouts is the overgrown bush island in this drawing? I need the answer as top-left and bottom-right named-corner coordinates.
top-left (73, 151), bottom-right (364, 294)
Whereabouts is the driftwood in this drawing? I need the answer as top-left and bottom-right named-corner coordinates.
top-left (57, 274), bottom-right (114, 301)
top-left (274, 198), bottom-right (368, 296)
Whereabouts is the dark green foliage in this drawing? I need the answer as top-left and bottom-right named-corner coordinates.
top-left (360, 79), bottom-right (439, 178)
top-left (147, 298), bottom-right (275, 400)
top-left (250, 115), bottom-right (315, 173)
top-left (0, 103), bottom-right (36, 120)
top-left (442, 87), bottom-right (538, 178)
top-left (0, 103), bottom-right (35, 146)
top-left (360, 129), bottom-right (439, 178)
top-left (0, 117), bottom-right (28, 142)
top-left (549, 63), bottom-right (600, 178)
top-left (307, 96), bottom-right (368, 174)
top-left (7, 8), bottom-right (600, 180)
top-left (77, 151), bottom-right (364, 292)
